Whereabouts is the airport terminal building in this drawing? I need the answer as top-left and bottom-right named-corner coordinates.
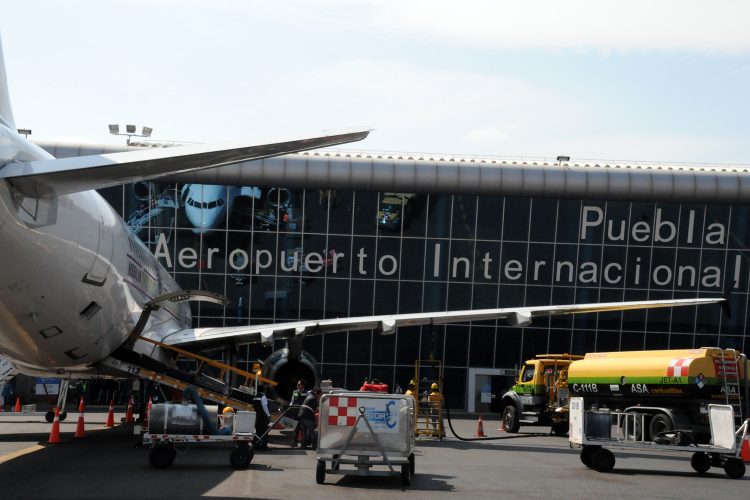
top-left (40, 142), bottom-right (750, 411)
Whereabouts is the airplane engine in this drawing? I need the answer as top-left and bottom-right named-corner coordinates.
top-left (262, 348), bottom-right (320, 403)
top-left (131, 182), bottom-right (151, 201)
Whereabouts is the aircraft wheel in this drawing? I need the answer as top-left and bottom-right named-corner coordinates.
top-left (591, 448), bottom-right (615, 473)
top-left (580, 445), bottom-right (599, 468)
top-left (690, 452), bottom-right (711, 474)
top-left (149, 443), bottom-right (176, 469)
top-left (723, 458), bottom-right (745, 479)
top-left (502, 406), bottom-right (520, 433)
top-left (400, 463), bottom-right (411, 486)
top-left (316, 460), bottom-right (326, 484)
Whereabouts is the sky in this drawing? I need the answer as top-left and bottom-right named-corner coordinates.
top-left (2, 1), bottom-right (750, 165)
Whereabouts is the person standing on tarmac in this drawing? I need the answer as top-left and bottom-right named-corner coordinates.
top-left (428, 383), bottom-right (445, 432)
top-left (290, 380), bottom-right (308, 447)
top-left (298, 389), bottom-right (322, 449)
top-left (404, 380), bottom-right (417, 400)
top-left (253, 390), bottom-right (271, 449)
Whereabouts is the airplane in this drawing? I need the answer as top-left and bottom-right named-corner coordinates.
top-left (0, 37), bottom-right (727, 411)
top-left (180, 184), bottom-right (261, 235)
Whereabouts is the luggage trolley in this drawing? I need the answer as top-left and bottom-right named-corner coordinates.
top-left (569, 397), bottom-right (748, 479)
top-left (315, 392), bottom-right (417, 486)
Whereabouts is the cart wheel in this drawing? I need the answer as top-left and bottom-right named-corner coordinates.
top-left (316, 460), bottom-right (326, 484)
top-left (400, 463), bottom-right (411, 486)
top-left (59, 411), bottom-right (67, 422)
top-left (149, 443), bottom-right (176, 469)
top-left (690, 452), bottom-right (711, 474)
top-left (580, 445), bottom-right (599, 468)
top-left (409, 453), bottom-right (415, 475)
top-left (230, 445), bottom-right (254, 469)
top-left (45, 411), bottom-right (54, 423)
top-left (591, 448), bottom-right (615, 473)
top-left (723, 458), bottom-right (745, 479)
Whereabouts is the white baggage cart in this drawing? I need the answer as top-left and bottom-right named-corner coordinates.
top-left (315, 392), bottom-right (416, 486)
top-left (569, 396), bottom-right (748, 479)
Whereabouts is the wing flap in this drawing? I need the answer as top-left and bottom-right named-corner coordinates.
top-left (160, 297), bottom-right (722, 349)
top-left (1, 129), bottom-right (369, 198)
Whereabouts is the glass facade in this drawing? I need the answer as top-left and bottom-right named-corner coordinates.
top-left (99, 183), bottom-right (750, 408)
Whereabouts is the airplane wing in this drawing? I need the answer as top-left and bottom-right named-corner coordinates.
top-left (160, 297), bottom-right (723, 349)
top-left (0, 129), bottom-right (369, 198)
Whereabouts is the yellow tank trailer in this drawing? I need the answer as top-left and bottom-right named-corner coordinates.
top-left (568, 348), bottom-right (747, 443)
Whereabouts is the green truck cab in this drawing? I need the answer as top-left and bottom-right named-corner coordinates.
top-left (501, 354), bottom-right (583, 435)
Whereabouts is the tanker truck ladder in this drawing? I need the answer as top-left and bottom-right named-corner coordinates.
top-left (718, 349), bottom-right (743, 430)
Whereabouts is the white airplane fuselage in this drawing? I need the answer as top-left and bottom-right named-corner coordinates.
top-left (182, 184), bottom-right (236, 235)
top-left (0, 125), bottom-right (189, 377)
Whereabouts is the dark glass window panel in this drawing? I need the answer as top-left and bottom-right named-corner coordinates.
top-left (369, 366), bottom-right (395, 391)
top-left (628, 202), bottom-right (656, 246)
top-left (646, 290), bottom-right (673, 333)
top-left (444, 325), bottom-right (469, 366)
top-left (476, 196), bottom-right (503, 240)
top-left (300, 188), bottom-right (326, 236)
top-left (601, 202), bottom-right (630, 245)
top-left (550, 286), bottom-right (575, 328)
top-left (351, 237), bottom-right (376, 279)
top-left (502, 198), bottom-right (530, 241)
top-left (673, 248), bottom-right (701, 291)
top-left (729, 206), bottom-right (748, 250)
top-left (624, 246), bottom-right (651, 289)
top-left (304, 335), bottom-right (322, 362)
top-left (346, 365), bottom-right (371, 391)
top-left (571, 329), bottom-right (596, 355)
top-left (324, 278), bottom-right (350, 319)
top-left (620, 331), bottom-right (645, 351)
top-left (649, 248), bottom-right (676, 290)
top-left (469, 328), bottom-right (494, 367)
top-left (422, 282), bottom-right (447, 312)
top-left (395, 366), bottom-right (415, 393)
top-left (694, 334), bottom-right (719, 349)
top-left (529, 199), bottom-right (558, 242)
top-left (473, 284), bottom-right (499, 310)
top-left (443, 368), bottom-right (467, 410)
top-left (326, 190), bottom-right (354, 235)
top-left (320, 364), bottom-right (346, 389)
top-left (495, 327), bottom-right (523, 367)
top-left (372, 330), bottom-right (396, 365)
top-left (374, 281), bottom-right (399, 315)
top-left (521, 329), bottom-right (548, 361)
top-left (704, 205), bottom-right (731, 247)
top-left (644, 332), bottom-right (669, 350)
top-left (298, 277), bottom-right (325, 319)
top-left (556, 199), bottom-right (581, 244)
top-left (649, 204), bottom-right (680, 247)
top-left (474, 241), bottom-right (501, 284)
top-left (451, 195), bottom-right (477, 240)
top-left (525, 287), bottom-right (551, 325)
top-left (424, 239), bottom-right (450, 282)
top-left (498, 284), bottom-right (525, 308)
top-left (349, 280), bottom-right (374, 316)
top-left (548, 329), bottom-right (572, 355)
top-left (421, 325), bottom-right (444, 360)
top-left (578, 201), bottom-right (606, 244)
top-left (226, 279), bottom-right (250, 325)
top-left (396, 326), bottom-right (422, 365)
top-left (719, 335), bottom-right (744, 351)
top-left (600, 245), bottom-right (626, 290)
top-left (720, 293), bottom-right (747, 335)
top-left (324, 235), bottom-right (351, 279)
top-left (551, 244), bottom-right (577, 286)
top-left (448, 240), bottom-right (474, 283)
top-left (499, 242), bottom-right (527, 285)
top-left (250, 276), bottom-right (276, 321)
top-left (595, 331), bottom-right (620, 352)
top-left (401, 239), bottom-right (426, 281)
top-left (527, 243), bottom-right (555, 287)
top-left (198, 274), bottom-right (227, 318)
top-left (668, 334), bottom-right (693, 349)
top-left (596, 288), bottom-right (625, 331)
top-left (322, 332), bottom-right (348, 364)
top-left (426, 194), bottom-right (452, 238)
top-left (677, 204), bottom-right (704, 246)
top-left (352, 191), bottom-right (379, 236)
top-left (99, 185), bottom-right (124, 216)
top-left (348, 330), bottom-right (372, 365)
top-left (621, 288), bottom-right (648, 331)
top-left (399, 282), bottom-right (423, 314)
top-left (403, 194), bottom-right (428, 238)
top-left (375, 237), bottom-right (401, 279)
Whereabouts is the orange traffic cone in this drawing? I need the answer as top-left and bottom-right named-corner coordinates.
top-left (48, 407), bottom-right (61, 444)
top-left (125, 395), bottom-right (134, 423)
top-left (14, 397), bottom-right (21, 412)
top-left (474, 416), bottom-right (487, 437)
top-left (741, 435), bottom-right (750, 463)
top-left (75, 401), bottom-right (86, 439)
top-left (498, 419), bottom-right (506, 432)
top-left (105, 400), bottom-right (115, 428)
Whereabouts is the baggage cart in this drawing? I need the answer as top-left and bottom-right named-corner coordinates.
top-left (142, 407), bottom-right (257, 469)
top-left (569, 396), bottom-right (748, 479)
top-left (315, 392), bottom-right (416, 486)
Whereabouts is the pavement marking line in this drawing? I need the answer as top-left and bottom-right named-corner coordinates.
top-left (0, 444), bottom-right (46, 464)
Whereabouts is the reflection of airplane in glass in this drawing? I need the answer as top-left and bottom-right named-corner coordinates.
top-left (126, 186), bottom-right (179, 243)
top-left (181, 184), bottom-right (261, 235)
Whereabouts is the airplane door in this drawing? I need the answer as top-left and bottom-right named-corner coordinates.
top-left (83, 197), bottom-right (114, 286)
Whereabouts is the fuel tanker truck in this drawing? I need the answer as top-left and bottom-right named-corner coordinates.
top-left (501, 348), bottom-right (747, 443)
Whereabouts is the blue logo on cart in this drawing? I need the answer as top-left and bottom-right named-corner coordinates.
top-left (364, 400), bottom-right (398, 429)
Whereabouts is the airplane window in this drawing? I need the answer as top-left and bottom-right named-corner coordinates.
top-left (208, 201), bottom-right (216, 209)
top-left (218, 198), bottom-right (224, 206)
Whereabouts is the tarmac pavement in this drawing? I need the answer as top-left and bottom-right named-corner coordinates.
top-left (0, 410), bottom-right (747, 499)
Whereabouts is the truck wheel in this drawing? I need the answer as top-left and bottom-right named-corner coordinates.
top-left (551, 421), bottom-right (568, 436)
top-left (229, 445), bottom-right (253, 469)
top-left (591, 448), bottom-right (615, 473)
top-left (409, 453), bottom-right (415, 474)
top-left (580, 445), bottom-right (599, 468)
top-left (648, 413), bottom-right (672, 440)
top-left (502, 406), bottom-right (520, 433)
top-left (316, 460), bottom-right (326, 484)
top-left (723, 458), bottom-right (745, 479)
top-left (149, 443), bottom-right (176, 469)
top-left (690, 452), bottom-right (711, 474)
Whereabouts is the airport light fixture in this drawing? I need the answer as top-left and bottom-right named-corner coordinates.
top-left (108, 123), bottom-right (154, 145)
top-left (556, 155), bottom-right (570, 166)
top-left (17, 128), bottom-right (31, 138)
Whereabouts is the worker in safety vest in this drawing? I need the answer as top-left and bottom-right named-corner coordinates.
top-left (427, 383), bottom-right (444, 431)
